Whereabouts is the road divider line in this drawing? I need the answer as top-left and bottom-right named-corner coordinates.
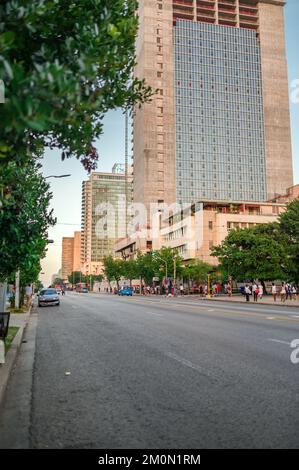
top-left (268, 339), bottom-right (291, 346)
top-left (166, 352), bottom-right (215, 380)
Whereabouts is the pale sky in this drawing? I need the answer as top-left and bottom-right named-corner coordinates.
top-left (40, 1), bottom-right (299, 286)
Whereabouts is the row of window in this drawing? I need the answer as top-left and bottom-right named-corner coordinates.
top-left (176, 20), bottom-right (258, 38)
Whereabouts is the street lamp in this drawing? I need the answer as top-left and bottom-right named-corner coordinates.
top-left (207, 273), bottom-right (211, 300)
top-left (155, 255), bottom-right (168, 279)
top-left (45, 174), bottom-right (71, 179)
top-left (173, 254), bottom-right (178, 291)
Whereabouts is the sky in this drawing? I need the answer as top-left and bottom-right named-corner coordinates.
top-left (40, 1), bottom-right (299, 286)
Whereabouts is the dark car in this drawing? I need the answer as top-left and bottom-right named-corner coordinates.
top-left (38, 288), bottom-right (60, 307)
top-left (81, 287), bottom-right (89, 293)
top-left (118, 287), bottom-right (133, 296)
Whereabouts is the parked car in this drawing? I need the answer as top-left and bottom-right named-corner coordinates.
top-left (81, 287), bottom-right (89, 293)
top-left (118, 287), bottom-right (133, 296)
top-left (38, 288), bottom-right (60, 307)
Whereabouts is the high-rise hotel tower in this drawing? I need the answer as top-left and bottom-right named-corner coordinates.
top-left (133, 0), bottom-right (293, 207)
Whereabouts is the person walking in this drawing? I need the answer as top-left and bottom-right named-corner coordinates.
top-left (180, 284), bottom-right (184, 296)
top-left (258, 283), bottom-right (263, 300)
top-left (292, 285), bottom-right (297, 301)
top-left (271, 283), bottom-right (277, 302)
top-left (286, 283), bottom-right (292, 301)
top-left (252, 282), bottom-right (258, 302)
top-left (244, 284), bottom-right (251, 302)
top-left (204, 284), bottom-right (208, 297)
top-left (25, 284), bottom-right (33, 308)
top-left (280, 282), bottom-right (286, 303)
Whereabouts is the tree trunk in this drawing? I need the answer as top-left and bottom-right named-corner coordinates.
top-left (261, 279), bottom-right (268, 295)
top-left (0, 282), bottom-right (7, 312)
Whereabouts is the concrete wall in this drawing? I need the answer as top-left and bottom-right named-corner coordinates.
top-left (258, 0), bottom-right (293, 199)
top-left (134, 0), bottom-right (176, 210)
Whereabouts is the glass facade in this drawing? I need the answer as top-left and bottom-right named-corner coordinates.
top-left (174, 20), bottom-right (267, 204)
top-left (90, 175), bottom-right (131, 262)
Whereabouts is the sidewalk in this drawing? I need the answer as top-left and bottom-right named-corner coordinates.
top-left (0, 310), bottom-right (31, 405)
top-left (90, 290), bottom-right (299, 307)
top-left (182, 295), bottom-right (299, 308)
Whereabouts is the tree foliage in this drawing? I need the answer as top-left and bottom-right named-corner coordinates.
top-left (279, 198), bottom-right (299, 282)
top-left (152, 247), bottom-right (183, 280)
top-left (183, 260), bottom-right (213, 283)
top-left (136, 252), bottom-right (155, 286)
top-left (0, 159), bottom-right (56, 282)
top-left (211, 200), bottom-right (299, 283)
top-left (67, 271), bottom-right (103, 286)
top-left (103, 256), bottom-right (123, 288)
top-left (0, 0), bottom-right (152, 172)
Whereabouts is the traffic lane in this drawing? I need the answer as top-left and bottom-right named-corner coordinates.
top-left (124, 294), bottom-right (299, 316)
top-left (32, 294), bottom-right (299, 448)
top-left (68, 293), bottom-right (299, 377)
top-left (63, 294), bottom-right (299, 410)
top-left (67, 293), bottom-right (299, 413)
top-left (69, 291), bottom-right (299, 335)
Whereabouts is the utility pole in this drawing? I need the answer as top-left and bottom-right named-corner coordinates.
top-left (15, 270), bottom-right (20, 309)
top-left (0, 282), bottom-right (7, 312)
top-left (125, 108), bottom-right (129, 237)
top-left (207, 273), bottom-right (211, 300)
top-left (173, 255), bottom-right (177, 291)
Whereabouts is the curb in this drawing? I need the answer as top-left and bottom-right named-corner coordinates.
top-left (196, 297), bottom-right (299, 309)
top-left (88, 291), bottom-right (299, 308)
top-left (0, 307), bottom-right (31, 407)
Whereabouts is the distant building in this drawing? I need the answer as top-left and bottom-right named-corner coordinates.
top-left (61, 237), bottom-right (74, 281)
top-left (81, 166), bottom-right (133, 275)
top-left (73, 231), bottom-right (81, 272)
top-left (61, 231), bottom-right (82, 281)
top-left (268, 184), bottom-right (299, 204)
top-left (115, 199), bottom-right (286, 265)
top-left (133, 0), bottom-right (293, 209)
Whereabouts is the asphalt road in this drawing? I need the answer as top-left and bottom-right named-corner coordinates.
top-left (1, 292), bottom-right (299, 449)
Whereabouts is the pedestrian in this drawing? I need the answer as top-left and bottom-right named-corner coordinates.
top-left (252, 282), bottom-right (258, 302)
top-left (292, 285), bottom-right (297, 301)
top-left (245, 284), bottom-right (251, 302)
top-left (204, 284), bottom-right (208, 297)
top-left (258, 283), bottom-right (263, 300)
top-left (180, 284), bottom-right (184, 296)
top-left (25, 284), bottom-right (33, 308)
top-left (227, 283), bottom-right (232, 297)
top-left (280, 282), bottom-right (286, 303)
top-left (286, 283), bottom-right (292, 301)
top-left (271, 283), bottom-right (277, 302)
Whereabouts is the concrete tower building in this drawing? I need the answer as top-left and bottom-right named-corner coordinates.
top-left (133, 0), bottom-right (293, 207)
top-left (81, 166), bottom-right (133, 275)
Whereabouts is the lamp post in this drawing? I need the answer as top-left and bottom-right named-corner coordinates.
top-left (155, 255), bottom-right (168, 280)
top-left (207, 273), bottom-right (211, 300)
top-left (173, 254), bottom-right (177, 293)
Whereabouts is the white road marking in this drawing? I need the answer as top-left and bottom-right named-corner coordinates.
top-left (267, 317), bottom-right (275, 320)
top-left (208, 309), bottom-right (215, 312)
top-left (166, 352), bottom-right (215, 380)
top-left (268, 339), bottom-right (290, 346)
top-left (291, 315), bottom-right (299, 319)
top-left (147, 312), bottom-right (163, 316)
